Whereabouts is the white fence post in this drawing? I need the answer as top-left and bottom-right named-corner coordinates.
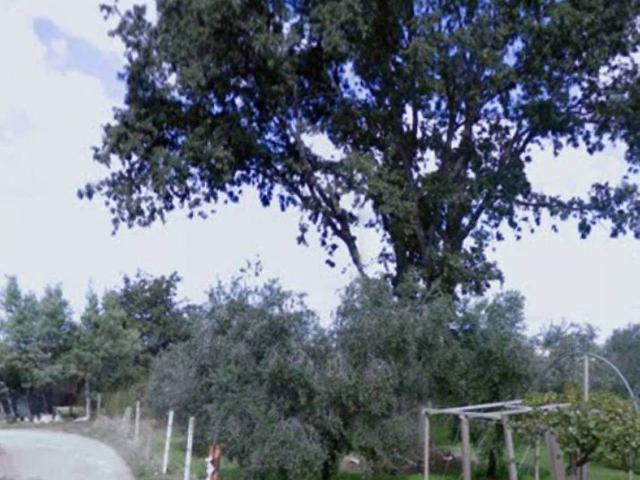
top-left (423, 413), bottom-right (430, 480)
top-left (184, 416), bottom-right (195, 480)
top-left (121, 406), bottom-right (132, 435)
top-left (162, 409), bottom-right (175, 474)
top-left (96, 394), bottom-right (102, 418)
top-left (134, 400), bottom-right (141, 443)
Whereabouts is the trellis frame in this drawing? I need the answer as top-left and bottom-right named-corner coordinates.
top-left (422, 400), bottom-right (570, 480)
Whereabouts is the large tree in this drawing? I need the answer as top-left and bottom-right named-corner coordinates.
top-left (84, 0), bottom-right (640, 293)
top-left (72, 290), bottom-right (142, 392)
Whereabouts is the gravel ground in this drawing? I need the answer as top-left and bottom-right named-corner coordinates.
top-left (0, 428), bottom-right (134, 480)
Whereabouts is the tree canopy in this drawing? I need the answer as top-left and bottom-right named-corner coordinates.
top-left (0, 274), bottom-right (189, 416)
top-left (114, 271), bottom-right (191, 361)
top-left (0, 278), bottom-right (77, 397)
top-left (83, 0), bottom-right (640, 293)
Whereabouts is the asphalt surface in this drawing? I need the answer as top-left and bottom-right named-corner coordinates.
top-left (0, 429), bottom-right (134, 480)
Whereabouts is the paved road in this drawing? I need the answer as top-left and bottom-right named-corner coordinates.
top-left (0, 429), bottom-right (134, 480)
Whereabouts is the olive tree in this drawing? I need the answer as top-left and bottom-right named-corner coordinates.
top-left (148, 278), bottom-right (344, 480)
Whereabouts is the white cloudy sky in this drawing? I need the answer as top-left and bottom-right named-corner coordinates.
top-left (1, 0), bottom-right (639, 338)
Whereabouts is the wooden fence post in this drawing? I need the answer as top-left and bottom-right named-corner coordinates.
top-left (534, 438), bottom-right (541, 480)
top-left (460, 415), bottom-right (472, 480)
top-left (546, 431), bottom-right (566, 480)
top-left (184, 416), bottom-right (195, 480)
top-left (502, 416), bottom-right (518, 480)
top-left (162, 409), bottom-right (174, 474)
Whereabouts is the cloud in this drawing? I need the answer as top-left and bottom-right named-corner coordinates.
top-left (0, 111), bottom-right (33, 143)
top-left (7, 0), bottom-right (151, 55)
top-left (32, 17), bottom-right (124, 100)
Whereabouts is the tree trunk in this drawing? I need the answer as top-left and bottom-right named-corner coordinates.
top-left (486, 450), bottom-right (498, 479)
top-left (321, 450), bottom-right (338, 480)
top-left (26, 389), bottom-right (33, 420)
top-left (8, 397), bottom-right (16, 418)
top-left (41, 391), bottom-right (50, 414)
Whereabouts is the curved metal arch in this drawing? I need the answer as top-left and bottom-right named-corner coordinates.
top-left (534, 350), bottom-right (638, 412)
top-left (588, 353), bottom-right (639, 412)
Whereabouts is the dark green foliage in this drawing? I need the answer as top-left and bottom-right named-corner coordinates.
top-left (84, 0), bottom-right (640, 293)
top-left (0, 273), bottom-right (189, 404)
top-left (73, 290), bottom-right (143, 391)
top-left (115, 272), bottom-right (191, 361)
top-left (0, 278), bottom-right (77, 394)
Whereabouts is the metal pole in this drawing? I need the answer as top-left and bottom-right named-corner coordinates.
top-left (423, 414), bottom-right (430, 480)
top-left (184, 416), bottom-right (195, 480)
top-left (460, 415), bottom-right (472, 480)
top-left (583, 355), bottom-right (590, 402)
top-left (162, 410), bottom-right (174, 474)
top-left (583, 355), bottom-right (590, 480)
top-left (589, 353), bottom-right (639, 411)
